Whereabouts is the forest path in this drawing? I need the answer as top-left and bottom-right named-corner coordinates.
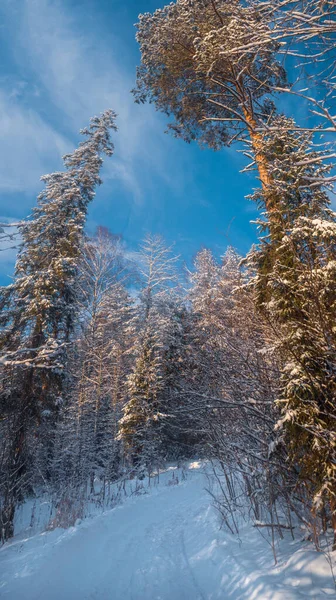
top-left (0, 463), bottom-right (334, 599)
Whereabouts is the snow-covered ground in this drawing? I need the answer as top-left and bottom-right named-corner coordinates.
top-left (0, 462), bottom-right (335, 599)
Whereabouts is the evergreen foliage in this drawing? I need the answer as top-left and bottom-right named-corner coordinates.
top-left (0, 110), bottom-right (117, 541)
top-left (119, 326), bottom-right (164, 476)
top-left (245, 116), bottom-right (336, 539)
top-left (133, 0), bottom-right (285, 149)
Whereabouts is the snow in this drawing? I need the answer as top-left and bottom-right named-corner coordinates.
top-left (0, 462), bottom-right (335, 600)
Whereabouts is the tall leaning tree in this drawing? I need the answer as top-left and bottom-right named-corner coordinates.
top-left (0, 110), bottom-right (117, 542)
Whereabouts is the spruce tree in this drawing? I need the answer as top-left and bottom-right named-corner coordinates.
top-left (153, 296), bottom-right (202, 460)
top-left (117, 235), bottom-right (180, 474)
top-left (118, 326), bottom-right (164, 477)
top-left (245, 116), bottom-right (336, 542)
top-left (0, 110), bottom-right (117, 541)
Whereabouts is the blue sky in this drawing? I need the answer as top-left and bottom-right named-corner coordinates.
top-left (0, 0), bottom-right (277, 283)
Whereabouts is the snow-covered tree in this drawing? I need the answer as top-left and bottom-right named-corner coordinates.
top-left (153, 296), bottom-right (203, 460)
top-left (245, 116), bottom-right (336, 545)
top-left (137, 233), bottom-right (179, 320)
top-left (117, 235), bottom-right (183, 473)
top-left (133, 0), bottom-right (336, 545)
top-left (185, 246), bottom-right (295, 538)
top-left (133, 0), bottom-right (286, 215)
top-left (0, 110), bottom-right (117, 541)
top-left (49, 228), bottom-right (137, 510)
top-left (118, 326), bottom-right (164, 477)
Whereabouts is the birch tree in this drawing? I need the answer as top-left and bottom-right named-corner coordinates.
top-left (137, 233), bottom-right (179, 320)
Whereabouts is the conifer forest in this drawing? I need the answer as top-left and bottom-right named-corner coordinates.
top-left (0, 1), bottom-right (336, 598)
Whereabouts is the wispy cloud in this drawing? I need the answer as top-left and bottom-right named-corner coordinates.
top-left (3, 0), bottom-right (184, 202)
top-left (0, 89), bottom-right (70, 195)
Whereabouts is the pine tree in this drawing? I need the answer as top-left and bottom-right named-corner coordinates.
top-left (76, 280), bottom-right (136, 493)
top-left (133, 0), bottom-right (286, 222)
top-left (0, 110), bottom-right (117, 541)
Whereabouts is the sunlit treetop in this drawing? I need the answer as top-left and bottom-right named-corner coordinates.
top-left (134, 0), bottom-right (286, 149)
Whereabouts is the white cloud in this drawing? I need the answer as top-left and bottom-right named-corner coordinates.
top-left (9, 0), bottom-right (184, 200)
top-left (0, 90), bottom-right (70, 195)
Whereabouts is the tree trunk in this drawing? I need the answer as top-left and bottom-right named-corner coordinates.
top-left (1, 421), bottom-right (25, 543)
top-left (242, 106), bottom-right (282, 241)
top-left (1, 362), bottom-right (36, 543)
top-left (0, 501), bottom-right (15, 544)
top-left (242, 107), bottom-right (270, 191)
top-left (330, 495), bottom-right (336, 551)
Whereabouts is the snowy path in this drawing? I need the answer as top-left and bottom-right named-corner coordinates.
top-left (0, 463), bottom-right (335, 599)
